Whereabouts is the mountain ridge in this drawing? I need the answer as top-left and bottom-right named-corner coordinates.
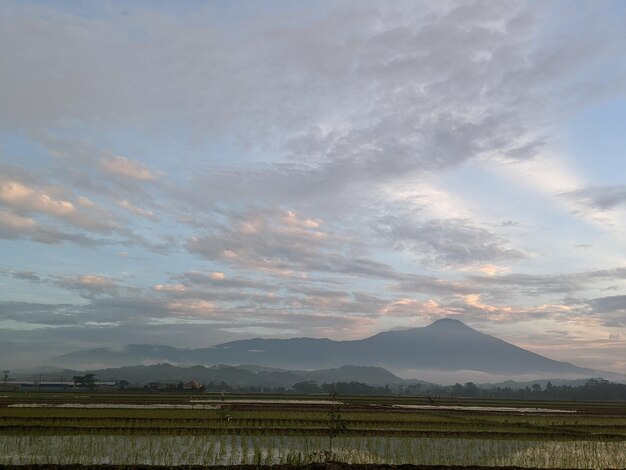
top-left (54, 318), bottom-right (610, 380)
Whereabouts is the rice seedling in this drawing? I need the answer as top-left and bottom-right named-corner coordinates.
top-left (1, 434), bottom-right (625, 468)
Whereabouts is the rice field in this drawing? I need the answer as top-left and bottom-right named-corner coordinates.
top-left (2, 434), bottom-right (626, 467)
top-left (1, 392), bottom-right (625, 468)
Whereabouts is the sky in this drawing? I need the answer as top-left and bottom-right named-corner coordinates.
top-left (1, 0), bottom-right (626, 372)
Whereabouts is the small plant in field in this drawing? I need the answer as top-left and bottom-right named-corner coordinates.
top-left (216, 405), bottom-right (232, 425)
top-left (326, 392), bottom-right (347, 461)
top-left (285, 450), bottom-right (303, 466)
top-left (253, 446), bottom-right (263, 465)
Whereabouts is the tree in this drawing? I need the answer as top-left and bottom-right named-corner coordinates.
top-left (463, 382), bottom-right (479, 397)
top-left (451, 383), bottom-right (464, 395)
top-left (293, 381), bottom-right (319, 394)
top-left (83, 373), bottom-right (97, 390)
top-left (73, 374), bottom-right (97, 390)
top-left (117, 379), bottom-right (129, 390)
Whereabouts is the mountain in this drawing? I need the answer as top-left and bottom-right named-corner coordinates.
top-left (55, 318), bottom-right (604, 379)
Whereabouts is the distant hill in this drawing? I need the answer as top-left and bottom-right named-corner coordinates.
top-left (11, 364), bottom-right (413, 388)
top-left (55, 318), bottom-right (607, 379)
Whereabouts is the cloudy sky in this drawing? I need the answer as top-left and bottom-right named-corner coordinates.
top-left (2, 0), bottom-right (626, 372)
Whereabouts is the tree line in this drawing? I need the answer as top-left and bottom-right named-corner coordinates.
top-left (386, 378), bottom-right (626, 401)
top-left (201, 378), bottom-right (626, 401)
top-left (72, 374), bottom-right (626, 401)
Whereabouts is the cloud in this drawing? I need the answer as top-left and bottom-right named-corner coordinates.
top-left (0, 209), bottom-right (37, 236)
top-left (0, 209), bottom-right (98, 245)
top-left (487, 156), bottom-right (626, 229)
top-left (153, 283), bottom-right (187, 293)
top-left (187, 208), bottom-right (405, 280)
top-left (116, 199), bottom-right (159, 222)
top-left (0, 168), bottom-right (177, 251)
top-left (0, 180), bottom-right (74, 216)
top-left (469, 272), bottom-right (582, 296)
top-left (589, 295), bottom-right (626, 315)
top-left (0, 1), bottom-right (622, 207)
top-left (179, 1), bottom-right (624, 213)
top-left (436, 296), bottom-right (579, 326)
top-left (54, 275), bottom-right (129, 299)
top-left (9, 270), bottom-right (42, 282)
top-left (100, 156), bottom-right (157, 181)
top-left (468, 267), bottom-right (626, 298)
top-left (0, 1), bottom-right (603, 203)
top-left (0, 301), bottom-right (78, 326)
top-left (560, 185), bottom-right (626, 212)
top-left (0, 175), bottom-right (125, 234)
top-left (376, 216), bottom-right (524, 268)
top-left (284, 290), bottom-right (387, 316)
top-left (392, 275), bottom-right (475, 297)
top-left (380, 298), bottom-right (449, 318)
top-left (165, 299), bottom-right (216, 316)
top-left (29, 134), bottom-right (164, 211)
top-left (173, 271), bottom-right (273, 290)
top-left (0, 206), bottom-right (155, 248)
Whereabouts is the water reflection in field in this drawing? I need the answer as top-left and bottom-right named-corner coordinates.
top-left (1, 434), bottom-right (624, 468)
top-left (391, 404), bottom-right (576, 413)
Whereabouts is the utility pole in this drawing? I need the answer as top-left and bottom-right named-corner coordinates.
top-left (2, 370), bottom-right (8, 386)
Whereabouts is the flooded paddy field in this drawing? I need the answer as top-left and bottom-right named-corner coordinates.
top-left (0, 439), bottom-right (622, 469)
top-left (1, 392), bottom-right (626, 468)
top-left (1, 434), bottom-right (626, 468)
